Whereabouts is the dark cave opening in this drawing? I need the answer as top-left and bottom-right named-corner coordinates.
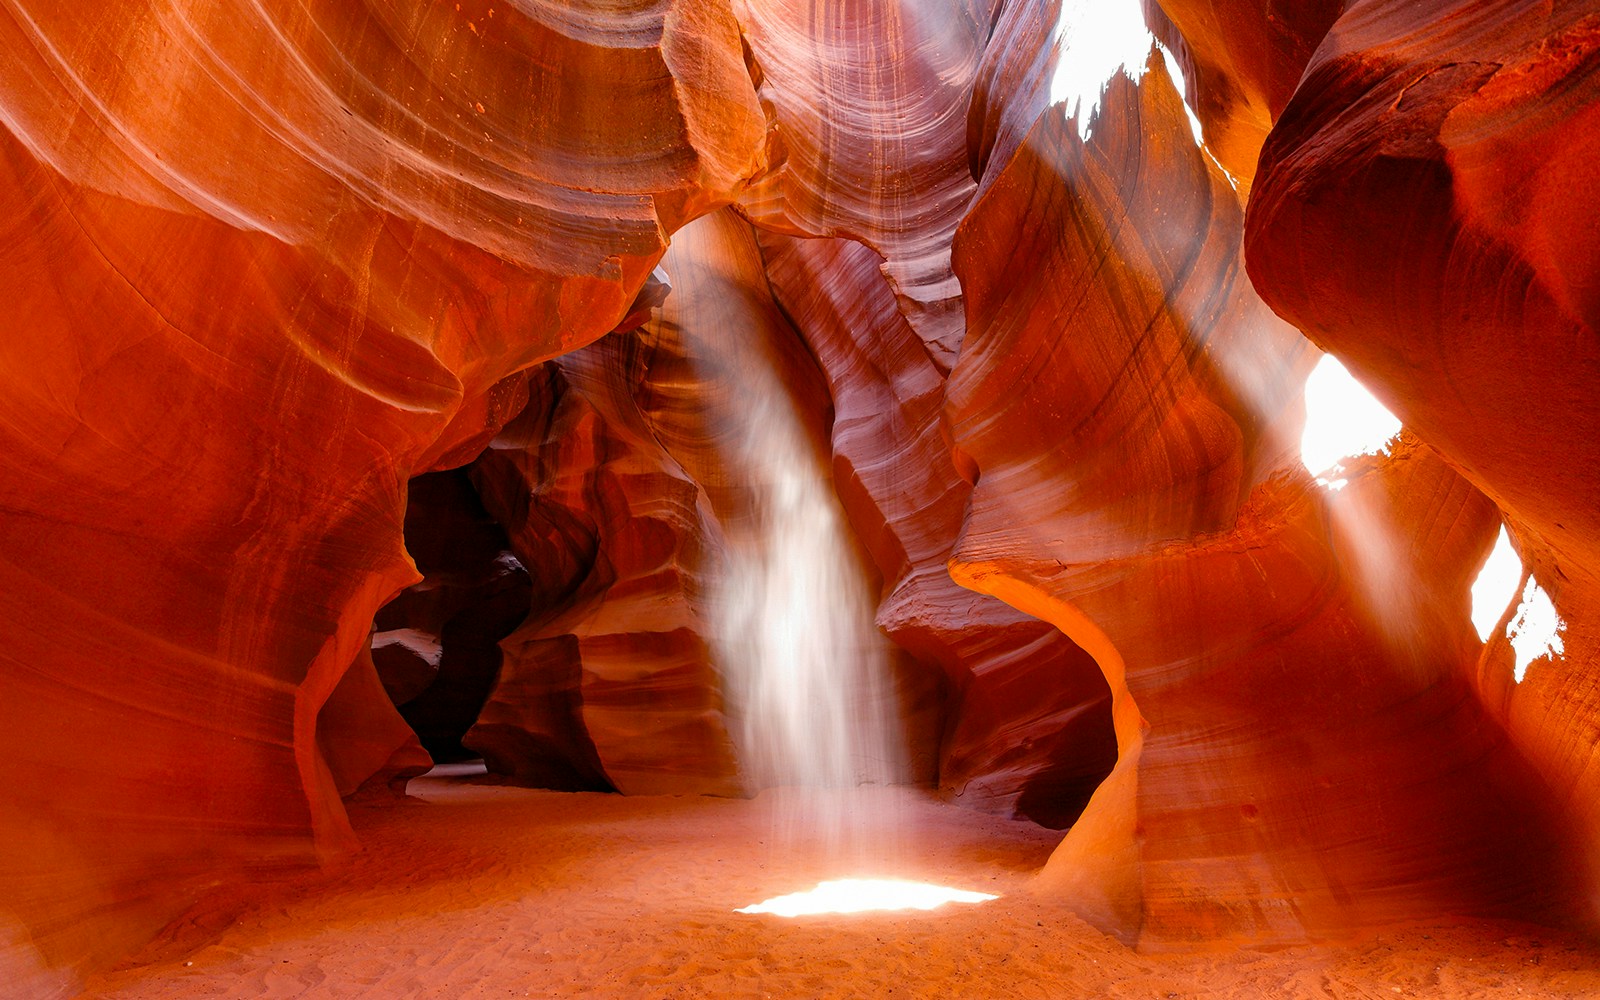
top-left (374, 468), bottom-right (531, 765)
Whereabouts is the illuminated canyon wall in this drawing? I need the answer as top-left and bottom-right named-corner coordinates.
top-left (1, 0), bottom-right (1595, 991)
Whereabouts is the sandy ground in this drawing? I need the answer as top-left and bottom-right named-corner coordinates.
top-left (78, 766), bottom-right (1600, 999)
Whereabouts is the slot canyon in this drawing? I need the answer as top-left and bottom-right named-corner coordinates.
top-left (2, 0), bottom-right (1599, 997)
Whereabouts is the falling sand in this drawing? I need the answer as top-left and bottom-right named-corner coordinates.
top-left (74, 765), bottom-right (1600, 1000)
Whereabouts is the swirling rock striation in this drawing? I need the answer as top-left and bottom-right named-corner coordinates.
top-left (730, 0), bottom-right (1118, 826)
top-left (736, 0), bottom-right (992, 366)
top-left (1247, 0), bottom-right (1600, 880)
top-left (4, 0), bottom-right (1600, 988)
top-left (1143, 0), bottom-right (1346, 187)
top-left (759, 231), bottom-right (1115, 827)
top-left (0, 0), bottom-right (763, 990)
top-left (948, 51), bottom-right (1585, 945)
top-left (465, 208), bottom-right (926, 797)
top-left (465, 329), bottom-right (741, 796)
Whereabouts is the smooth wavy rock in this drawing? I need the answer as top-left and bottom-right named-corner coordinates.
top-left (734, 0), bottom-right (991, 367)
top-left (758, 230), bottom-right (1115, 827)
top-left (465, 342), bottom-right (739, 795)
top-left (317, 642), bottom-right (434, 799)
top-left (0, 0), bottom-right (764, 273)
top-left (1144, 0), bottom-right (1345, 187)
top-left (967, 0), bottom-right (1059, 188)
top-left (467, 208), bottom-right (932, 796)
top-left (636, 209), bottom-right (934, 791)
top-left (734, 1), bottom-right (1117, 820)
top-left (0, 0), bottom-right (763, 990)
top-left (948, 56), bottom-right (1583, 945)
top-left (1246, 0), bottom-right (1600, 881)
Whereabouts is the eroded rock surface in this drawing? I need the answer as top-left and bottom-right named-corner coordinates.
top-left (949, 53), bottom-right (1585, 944)
top-left (1247, 0), bottom-right (1600, 886)
top-left (465, 328), bottom-right (743, 796)
top-left (760, 232), bottom-right (1115, 827)
top-left (731, 0), bottom-right (1118, 827)
top-left (0, 0), bottom-right (762, 990)
top-left (1144, 0), bottom-right (1346, 187)
top-left (736, 0), bottom-right (991, 365)
top-left (464, 208), bottom-right (938, 797)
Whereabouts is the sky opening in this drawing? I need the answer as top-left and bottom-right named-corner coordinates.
top-left (1470, 527), bottom-right (1567, 682)
top-left (1300, 355), bottom-right (1402, 487)
top-left (1049, 0), bottom-right (1205, 146)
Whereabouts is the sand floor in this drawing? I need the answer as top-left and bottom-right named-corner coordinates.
top-left (78, 767), bottom-right (1600, 999)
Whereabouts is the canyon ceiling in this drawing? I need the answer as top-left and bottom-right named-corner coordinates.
top-left (2, 0), bottom-right (1597, 993)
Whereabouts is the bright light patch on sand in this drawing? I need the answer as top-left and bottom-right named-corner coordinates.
top-left (736, 879), bottom-right (998, 917)
top-left (1470, 527), bottom-right (1567, 682)
top-left (1050, 1), bottom-right (1201, 144)
top-left (1301, 355), bottom-right (1402, 487)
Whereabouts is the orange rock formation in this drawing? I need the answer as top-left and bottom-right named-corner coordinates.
top-left (1247, 0), bottom-right (1600, 921)
top-left (0, 0), bottom-right (762, 985)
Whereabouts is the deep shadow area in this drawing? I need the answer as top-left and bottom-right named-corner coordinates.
top-left (375, 470), bottom-right (532, 763)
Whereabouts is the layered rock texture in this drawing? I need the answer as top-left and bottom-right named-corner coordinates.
top-left (2, 0), bottom-right (1597, 992)
top-left (0, 0), bottom-right (764, 988)
top-left (949, 42), bottom-right (1584, 943)
top-left (1246, 0), bottom-right (1600, 866)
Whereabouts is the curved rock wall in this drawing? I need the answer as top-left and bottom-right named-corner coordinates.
top-left (466, 331), bottom-right (743, 796)
top-left (1143, 0), bottom-right (1346, 187)
top-left (441, 0), bottom-right (1114, 822)
top-left (0, 0), bottom-right (763, 990)
top-left (1246, 0), bottom-right (1600, 889)
top-left (735, 0), bottom-right (993, 365)
top-left (759, 231), bottom-right (1115, 827)
top-left (461, 208), bottom-right (937, 796)
top-left (730, 0), bottom-right (1117, 827)
top-left (948, 49), bottom-right (1587, 944)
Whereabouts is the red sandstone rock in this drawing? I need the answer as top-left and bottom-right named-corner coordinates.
top-left (758, 231), bottom-right (1115, 826)
top-left (0, 1), bottom-right (763, 990)
top-left (4, 0), bottom-right (1599, 989)
top-left (1246, 0), bottom-right (1600, 896)
top-left (467, 208), bottom-right (936, 796)
top-left (735, 0), bottom-right (992, 365)
top-left (967, 0), bottom-right (1061, 188)
top-left (466, 342), bottom-right (742, 795)
top-left (645, 210), bottom-right (945, 791)
top-left (731, 0), bottom-right (1117, 825)
top-left (317, 644), bottom-right (434, 799)
top-left (949, 55), bottom-right (1585, 944)
top-left (1143, 0), bottom-right (1345, 188)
